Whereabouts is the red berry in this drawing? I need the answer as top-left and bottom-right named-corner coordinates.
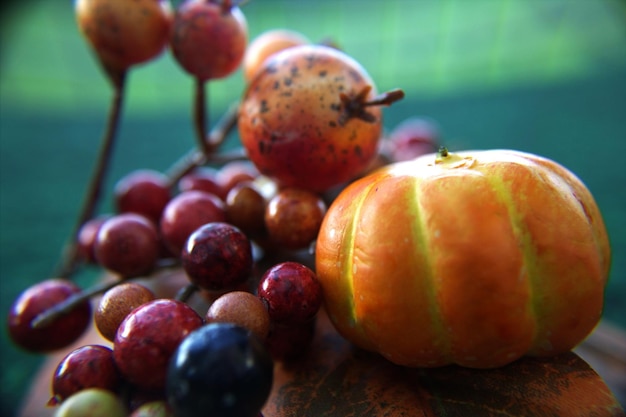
top-left (170, 0), bottom-right (248, 81)
top-left (77, 215), bottom-right (111, 264)
top-left (94, 213), bottom-right (160, 278)
top-left (7, 279), bottom-right (91, 353)
top-left (178, 168), bottom-right (225, 200)
top-left (114, 299), bottom-right (203, 391)
top-left (114, 170), bottom-right (172, 224)
top-left (257, 262), bottom-right (322, 324)
top-left (387, 117), bottom-right (439, 162)
top-left (182, 222), bottom-right (253, 291)
top-left (50, 344), bottom-right (121, 405)
top-left (160, 190), bottom-right (227, 256)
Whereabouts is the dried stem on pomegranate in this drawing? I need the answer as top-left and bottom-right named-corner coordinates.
top-left (54, 71), bottom-right (128, 279)
top-left (339, 86), bottom-right (405, 125)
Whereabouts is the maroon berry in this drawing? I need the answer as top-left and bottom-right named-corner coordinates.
top-left (7, 279), bottom-right (91, 353)
top-left (77, 215), bottom-right (111, 264)
top-left (114, 299), bottom-right (203, 391)
top-left (94, 213), bottom-right (160, 278)
top-left (257, 262), bottom-right (322, 324)
top-left (182, 222), bottom-right (253, 291)
top-left (178, 168), bottom-right (225, 200)
top-left (160, 190), bottom-right (226, 256)
top-left (216, 161), bottom-right (259, 197)
top-left (170, 0), bottom-right (248, 81)
top-left (387, 117), bottom-right (439, 162)
top-left (114, 170), bottom-right (172, 224)
top-left (50, 344), bottom-right (121, 405)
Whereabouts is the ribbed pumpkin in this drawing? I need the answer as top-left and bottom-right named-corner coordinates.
top-left (315, 148), bottom-right (611, 368)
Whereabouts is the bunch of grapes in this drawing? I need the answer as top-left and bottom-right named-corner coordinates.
top-left (6, 1), bottom-right (439, 416)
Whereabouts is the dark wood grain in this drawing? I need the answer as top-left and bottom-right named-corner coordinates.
top-left (264, 309), bottom-right (626, 417)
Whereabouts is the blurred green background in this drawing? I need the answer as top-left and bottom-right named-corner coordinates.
top-left (1, 0), bottom-right (625, 415)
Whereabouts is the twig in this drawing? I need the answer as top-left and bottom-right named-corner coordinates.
top-left (194, 78), bottom-right (212, 156)
top-left (54, 71), bottom-right (128, 279)
top-left (165, 101), bottom-right (241, 188)
top-left (33, 258), bottom-right (180, 329)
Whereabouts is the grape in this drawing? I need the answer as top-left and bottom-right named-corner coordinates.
top-left (166, 323), bottom-right (274, 417)
top-left (76, 215), bottom-right (111, 264)
top-left (181, 222), bottom-right (253, 291)
top-left (94, 213), bottom-right (160, 278)
top-left (159, 190), bottom-right (226, 256)
top-left (264, 187), bottom-right (326, 249)
top-left (170, 0), bottom-right (248, 81)
top-left (238, 44), bottom-right (384, 192)
top-left (257, 262), bottom-right (322, 324)
top-left (7, 279), bottom-right (91, 353)
top-left (225, 181), bottom-right (268, 238)
top-left (114, 299), bottom-right (203, 391)
top-left (75, 0), bottom-right (173, 71)
top-left (243, 28), bottom-right (310, 82)
top-left (53, 388), bottom-right (127, 417)
top-left (94, 282), bottom-right (155, 342)
top-left (50, 345), bottom-right (121, 405)
top-left (205, 291), bottom-right (270, 341)
top-left (114, 169), bottom-right (172, 224)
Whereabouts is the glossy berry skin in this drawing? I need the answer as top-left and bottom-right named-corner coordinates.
top-left (114, 170), bottom-right (172, 224)
top-left (94, 213), bottom-right (160, 278)
top-left (216, 160), bottom-right (260, 197)
top-left (170, 0), bottom-right (248, 81)
top-left (264, 187), bottom-right (327, 249)
top-left (166, 323), bottom-right (274, 417)
top-left (7, 279), bottom-right (91, 353)
top-left (77, 215), bottom-right (111, 264)
top-left (75, 0), bottom-right (172, 71)
top-left (114, 299), bottom-right (203, 391)
top-left (178, 168), bottom-right (225, 200)
top-left (257, 262), bottom-right (322, 324)
top-left (238, 44), bottom-right (382, 192)
top-left (225, 182), bottom-right (267, 238)
top-left (182, 222), bottom-right (253, 291)
top-left (50, 344), bottom-right (121, 405)
top-left (160, 190), bottom-right (227, 256)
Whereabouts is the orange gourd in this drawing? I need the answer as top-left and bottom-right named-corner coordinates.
top-left (315, 148), bottom-right (611, 368)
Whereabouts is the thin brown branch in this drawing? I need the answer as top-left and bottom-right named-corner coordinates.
top-left (54, 71), bottom-right (128, 279)
top-left (165, 101), bottom-right (241, 188)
